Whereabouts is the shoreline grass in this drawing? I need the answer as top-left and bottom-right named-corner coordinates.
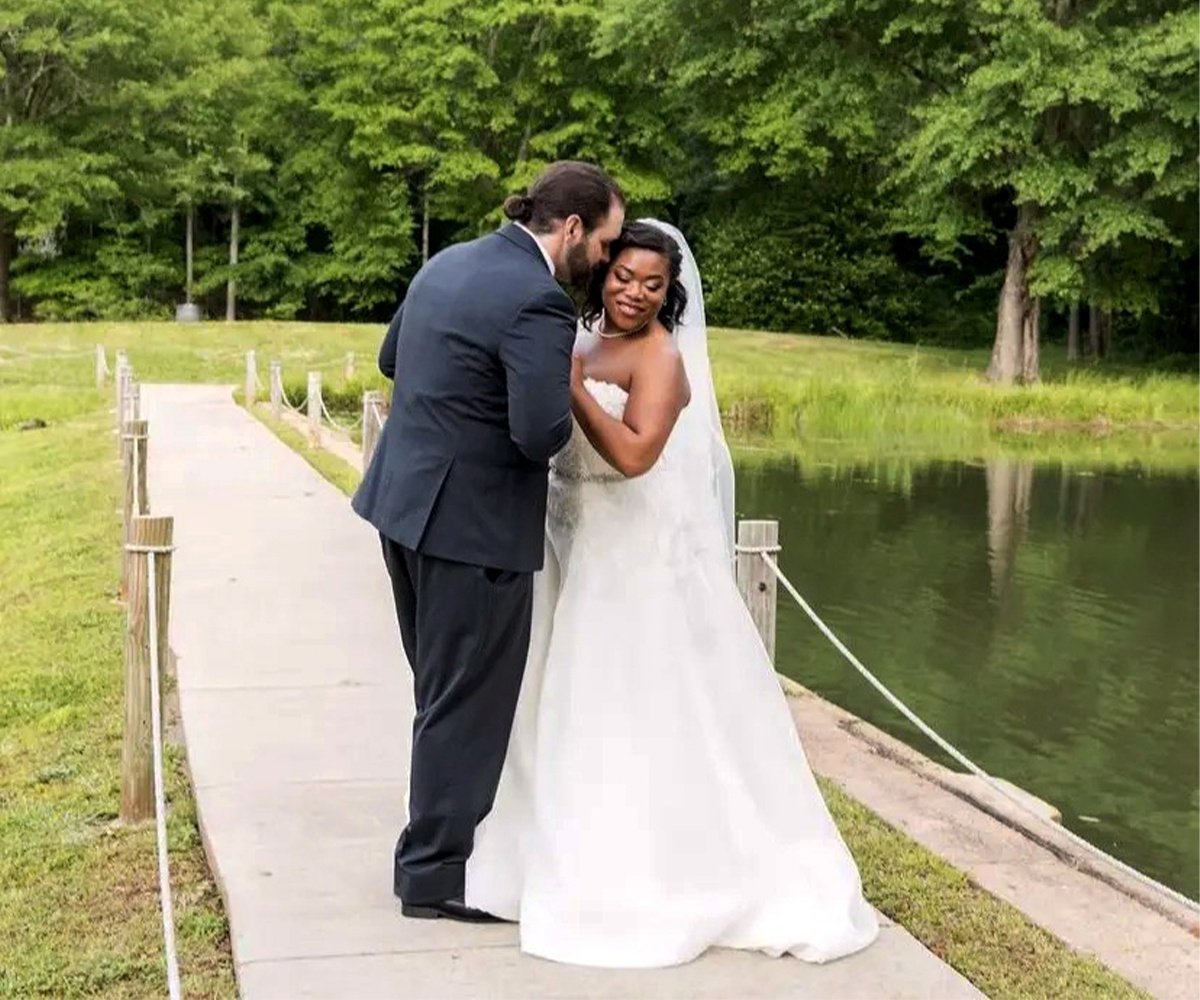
top-left (250, 411), bottom-right (1146, 999)
top-left (2, 321), bottom-right (1196, 472)
top-left (0, 392), bottom-right (235, 996)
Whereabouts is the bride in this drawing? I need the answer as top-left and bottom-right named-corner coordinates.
top-left (465, 220), bottom-right (879, 969)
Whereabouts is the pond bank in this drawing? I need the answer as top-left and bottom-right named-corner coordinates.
top-left (784, 679), bottom-right (1199, 999)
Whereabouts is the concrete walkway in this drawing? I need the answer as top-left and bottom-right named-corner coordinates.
top-left (141, 385), bottom-right (980, 1000)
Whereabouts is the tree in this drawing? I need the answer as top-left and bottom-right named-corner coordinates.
top-left (613, 0), bottom-right (1198, 380)
top-left (0, 0), bottom-right (156, 321)
top-left (885, 0), bottom-right (1198, 383)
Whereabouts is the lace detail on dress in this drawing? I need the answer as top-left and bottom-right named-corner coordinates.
top-left (550, 379), bottom-right (629, 484)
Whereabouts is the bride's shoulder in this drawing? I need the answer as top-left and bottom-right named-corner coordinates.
top-left (635, 328), bottom-right (690, 404)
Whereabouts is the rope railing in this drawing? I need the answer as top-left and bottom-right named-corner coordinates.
top-left (747, 546), bottom-right (1200, 915)
top-left (115, 359), bottom-right (183, 999)
top-left (278, 383), bottom-right (307, 414)
top-left (142, 539), bottom-right (183, 1000)
top-left (0, 346), bottom-right (97, 362)
top-left (320, 394), bottom-right (362, 434)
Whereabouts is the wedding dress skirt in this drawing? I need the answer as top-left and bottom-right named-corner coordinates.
top-left (465, 379), bottom-right (879, 968)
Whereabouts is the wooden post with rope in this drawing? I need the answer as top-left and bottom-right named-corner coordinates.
top-left (120, 515), bottom-right (173, 822)
top-left (121, 420), bottom-right (150, 601)
top-left (736, 520), bottom-right (779, 664)
top-left (270, 361), bottom-right (282, 418)
top-left (115, 356), bottom-right (131, 451)
top-left (245, 350), bottom-right (258, 407)
top-left (307, 371), bottom-right (321, 445)
top-left (96, 345), bottom-right (108, 388)
top-left (361, 389), bottom-right (389, 472)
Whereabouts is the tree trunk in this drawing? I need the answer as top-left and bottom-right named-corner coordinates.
top-left (227, 199), bottom-right (239, 322)
top-left (987, 204), bottom-right (1039, 385)
top-left (1067, 302), bottom-right (1080, 361)
top-left (422, 185), bottom-right (430, 265)
top-left (1100, 308), bottom-right (1112, 358)
top-left (1088, 303), bottom-right (1102, 358)
top-left (985, 458), bottom-right (1034, 599)
top-left (0, 217), bottom-right (12, 324)
top-left (185, 204), bottom-right (195, 304)
top-left (1021, 296), bottom-right (1041, 383)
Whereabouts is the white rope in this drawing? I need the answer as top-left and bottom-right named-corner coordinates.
top-left (146, 549), bottom-right (183, 1000)
top-left (278, 383), bottom-right (307, 414)
top-left (320, 396), bottom-right (362, 433)
top-left (759, 551), bottom-right (1200, 914)
top-left (0, 347), bottom-right (95, 362)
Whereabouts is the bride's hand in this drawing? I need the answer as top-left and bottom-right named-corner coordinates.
top-left (570, 353), bottom-right (585, 391)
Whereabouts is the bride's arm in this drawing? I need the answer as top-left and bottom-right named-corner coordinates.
top-left (570, 347), bottom-right (690, 478)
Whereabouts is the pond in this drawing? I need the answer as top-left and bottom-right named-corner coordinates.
top-left (735, 455), bottom-right (1199, 899)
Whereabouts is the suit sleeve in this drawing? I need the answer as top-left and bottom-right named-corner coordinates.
top-left (499, 287), bottom-right (576, 463)
top-left (377, 301), bottom-right (404, 380)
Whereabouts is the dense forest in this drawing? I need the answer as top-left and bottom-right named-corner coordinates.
top-left (2, 0), bottom-right (1196, 380)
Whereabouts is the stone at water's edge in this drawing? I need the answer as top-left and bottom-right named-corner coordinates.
top-left (948, 774), bottom-right (1063, 825)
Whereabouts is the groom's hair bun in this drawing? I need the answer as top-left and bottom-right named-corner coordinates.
top-left (503, 194), bottom-right (535, 222)
top-left (503, 162), bottom-right (624, 234)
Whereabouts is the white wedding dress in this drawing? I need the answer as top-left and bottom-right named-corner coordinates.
top-left (465, 357), bottom-right (880, 966)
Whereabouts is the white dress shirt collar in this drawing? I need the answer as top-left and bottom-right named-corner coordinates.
top-left (514, 222), bottom-right (556, 276)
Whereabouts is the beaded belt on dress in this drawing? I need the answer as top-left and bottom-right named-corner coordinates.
top-left (550, 466), bottom-right (624, 484)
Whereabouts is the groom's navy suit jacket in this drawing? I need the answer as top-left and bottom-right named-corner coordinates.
top-left (351, 224), bottom-right (576, 573)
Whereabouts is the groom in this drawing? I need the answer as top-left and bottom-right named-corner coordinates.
top-left (352, 162), bottom-right (625, 922)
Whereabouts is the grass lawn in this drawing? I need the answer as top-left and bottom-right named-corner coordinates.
top-left (2, 320), bottom-right (1196, 470)
top-left (823, 781), bottom-right (1147, 998)
top-left (0, 374), bottom-right (235, 994)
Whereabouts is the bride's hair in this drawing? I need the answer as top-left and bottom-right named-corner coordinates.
top-left (581, 222), bottom-right (689, 333)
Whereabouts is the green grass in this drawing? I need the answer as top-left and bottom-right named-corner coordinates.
top-left (245, 422), bottom-right (1147, 999)
top-left (0, 379), bottom-right (235, 994)
top-left (821, 781), bottom-right (1148, 999)
top-left (2, 321), bottom-right (1196, 470)
top-left (708, 329), bottom-right (1198, 469)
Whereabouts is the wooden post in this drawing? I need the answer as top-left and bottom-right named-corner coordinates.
top-left (736, 520), bottom-right (779, 664)
top-left (362, 389), bottom-right (387, 472)
top-left (114, 359), bottom-right (125, 420)
top-left (307, 371), bottom-right (321, 445)
top-left (96, 345), bottom-right (108, 388)
top-left (128, 380), bottom-right (140, 423)
top-left (270, 361), bottom-right (282, 418)
top-left (245, 350), bottom-right (257, 407)
top-left (121, 515), bottom-right (173, 823)
top-left (115, 362), bottom-right (132, 453)
top-left (121, 420), bottom-right (150, 600)
top-left (345, 351), bottom-right (356, 381)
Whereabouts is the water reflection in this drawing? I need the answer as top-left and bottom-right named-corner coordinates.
top-left (735, 455), bottom-right (1199, 897)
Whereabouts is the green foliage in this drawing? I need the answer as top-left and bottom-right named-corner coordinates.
top-left (693, 182), bottom-right (924, 339)
top-left (1, 0), bottom-right (1196, 360)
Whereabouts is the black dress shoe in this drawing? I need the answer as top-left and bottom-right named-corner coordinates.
top-left (400, 898), bottom-right (506, 923)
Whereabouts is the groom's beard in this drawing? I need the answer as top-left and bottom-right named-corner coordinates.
top-left (564, 241), bottom-right (593, 291)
